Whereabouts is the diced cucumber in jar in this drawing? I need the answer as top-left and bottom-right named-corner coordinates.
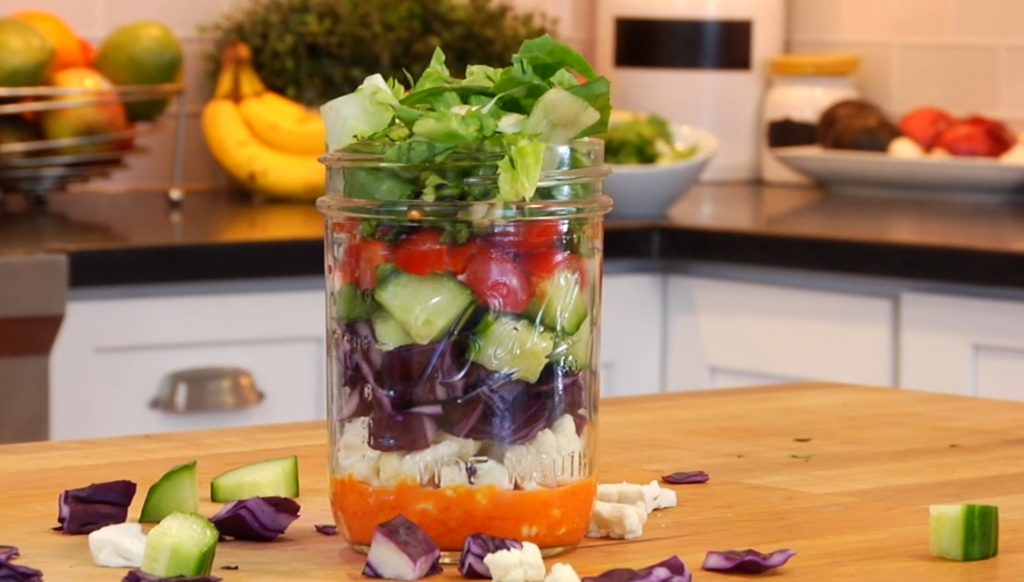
top-left (373, 272), bottom-right (474, 344)
top-left (561, 317), bottom-right (592, 370)
top-left (372, 309), bottom-right (416, 351)
top-left (471, 314), bottom-right (555, 383)
top-left (526, 269), bottom-right (587, 334)
top-left (930, 504), bottom-right (999, 561)
top-left (335, 283), bottom-right (375, 322)
top-left (140, 512), bottom-right (219, 578)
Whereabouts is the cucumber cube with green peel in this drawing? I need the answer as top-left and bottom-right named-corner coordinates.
top-left (141, 512), bottom-right (219, 578)
top-left (929, 504), bottom-right (999, 561)
top-left (139, 461), bottom-right (198, 524)
top-left (210, 455), bottom-right (299, 502)
top-left (373, 272), bottom-right (474, 344)
top-left (471, 315), bottom-right (555, 383)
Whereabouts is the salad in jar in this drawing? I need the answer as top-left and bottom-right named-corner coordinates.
top-left (318, 35), bottom-right (611, 555)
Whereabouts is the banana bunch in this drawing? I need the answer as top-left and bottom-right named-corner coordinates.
top-left (202, 43), bottom-right (325, 200)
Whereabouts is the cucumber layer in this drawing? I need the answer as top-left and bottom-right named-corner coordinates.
top-left (374, 272), bottom-right (474, 344)
top-left (139, 461), bottom-right (198, 524)
top-left (526, 269), bottom-right (587, 335)
top-left (141, 512), bottom-right (218, 577)
top-left (335, 283), bottom-right (375, 323)
top-left (372, 309), bottom-right (415, 351)
top-left (210, 455), bottom-right (299, 503)
top-left (471, 315), bottom-right (555, 383)
top-left (930, 504), bottom-right (999, 561)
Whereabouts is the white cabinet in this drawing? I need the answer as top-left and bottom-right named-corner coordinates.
top-left (664, 275), bottom-right (897, 391)
top-left (50, 278), bottom-right (326, 440)
top-left (901, 291), bottom-right (1024, 399)
top-left (600, 273), bottom-right (665, 397)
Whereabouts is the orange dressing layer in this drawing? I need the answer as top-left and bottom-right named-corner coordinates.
top-left (331, 475), bottom-right (597, 551)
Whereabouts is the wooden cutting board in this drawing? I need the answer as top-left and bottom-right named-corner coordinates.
top-left (2, 383), bottom-right (1023, 580)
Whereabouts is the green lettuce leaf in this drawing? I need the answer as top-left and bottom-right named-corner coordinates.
top-left (321, 74), bottom-right (400, 150)
top-left (497, 137), bottom-right (546, 201)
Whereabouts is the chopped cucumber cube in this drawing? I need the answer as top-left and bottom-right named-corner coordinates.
top-left (471, 315), bottom-right (555, 383)
top-left (141, 512), bottom-right (218, 578)
top-left (372, 309), bottom-right (416, 351)
top-left (335, 283), bottom-right (375, 322)
top-left (139, 461), bottom-right (198, 524)
top-left (210, 455), bottom-right (299, 502)
top-left (930, 504), bottom-right (999, 561)
top-left (374, 272), bottom-right (474, 344)
top-left (526, 269), bottom-right (587, 335)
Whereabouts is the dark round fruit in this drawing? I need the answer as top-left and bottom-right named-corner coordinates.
top-left (818, 99), bottom-right (899, 152)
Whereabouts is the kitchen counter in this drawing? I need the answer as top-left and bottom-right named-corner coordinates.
top-left (2, 383), bottom-right (1023, 580)
top-left (3, 184), bottom-right (1024, 287)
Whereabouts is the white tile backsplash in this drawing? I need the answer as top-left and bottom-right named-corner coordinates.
top-left (787, 0), bottom-right (1023, 125)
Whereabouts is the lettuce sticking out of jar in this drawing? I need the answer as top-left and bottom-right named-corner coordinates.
top-left (320, 35), bottom-right (610, 203)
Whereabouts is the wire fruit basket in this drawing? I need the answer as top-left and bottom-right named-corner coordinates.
top-left (0, 82), bottom-right (185, 204)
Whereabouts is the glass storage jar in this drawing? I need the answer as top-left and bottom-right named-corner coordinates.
top-left (317, 139), bottom-right (611, 559)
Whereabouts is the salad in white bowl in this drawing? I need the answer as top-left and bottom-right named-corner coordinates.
top-left (604, 112), bottom-right (718, 219)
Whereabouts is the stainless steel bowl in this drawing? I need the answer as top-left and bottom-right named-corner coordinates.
top-left (150, 367), bottom-right (265, 414)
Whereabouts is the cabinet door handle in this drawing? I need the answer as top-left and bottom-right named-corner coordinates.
top-left (150, 367), bottom-right (265, 413)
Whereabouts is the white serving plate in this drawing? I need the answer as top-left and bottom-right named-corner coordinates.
top-left (772, 145), bottom-right (1024, 197)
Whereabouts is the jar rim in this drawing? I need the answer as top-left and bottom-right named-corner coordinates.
top-left (316, 192), bottom-right (613, 218)
top-left (319, 137), bottom-right (607, 170)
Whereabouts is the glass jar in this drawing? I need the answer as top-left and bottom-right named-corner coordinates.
top-left (317, 140), bottom-right (611, 559)
top-left (760, 53), bottom-right (860, 184)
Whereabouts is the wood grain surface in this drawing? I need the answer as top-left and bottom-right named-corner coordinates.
top-left (2, 383), bottom-right (1022, 581)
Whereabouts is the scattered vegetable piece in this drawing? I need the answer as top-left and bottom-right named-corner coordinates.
top-left (210, 456), bottom-right (300, 502)
top-left (459, 533), bottom-right (523, 579)
top-left (221, 565), bottom-right (239, 570)
top-left (930, 504), bottom-right (999, 561)
top-left (660, 472), bottom-right (709, 485)
top-left (210, 497), bottom-right (300, 541)
top-left (0, 557), bottom-right (43, 582)
top-left (483, 541), bottom-right (546, 582)
top-left (315, 524), bottom-right (339, 536)
top-left (793, 437), bottom-right (812, 443)
top-left (89, 522), bottom-right (147, 568)
top-left (0, 546), bottom-right (42, 582)
top-left (581, 556), bottom-right (692, 582)
top-left (544, 563), bottom-right (582, 582)
top-left (141, 512), bottom-right (219, 578)
top-left (0, 545), bottom-right (18, 561)
top-left (140, 462), bottom-right (199, 524)
top-left (701, 549), bottom-right (797, 573)
top-left (54, 479), bottom-right (137, 534)
top-left (122, 570), bottom-right (222, 582)
top-left (790, 453), bottom-right (814, 461)
top-left (596, 480), bottom-right (676, 513)
top-left (586, 500), bottom-right (647, 540)
top-left (363, 514), bottom-right (442, 580)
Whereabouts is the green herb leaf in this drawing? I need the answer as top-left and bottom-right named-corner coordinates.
top-left (497, 137), bottom-right (545, 201)
top-left (514, 34), bottom-right (597, 80)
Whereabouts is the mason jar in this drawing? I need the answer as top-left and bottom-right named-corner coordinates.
top-left (317, 139), bottom-right (611, 559)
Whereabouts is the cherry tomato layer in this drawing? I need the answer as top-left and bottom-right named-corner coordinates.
top-left (461, 248), bottom-right (531, 313)
top-left (393, 230), bottom-right (449, 276)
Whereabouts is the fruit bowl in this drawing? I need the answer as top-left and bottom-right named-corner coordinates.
top-left (0, 82), bottom-right (183, 202)
top-left (604, 125), bottom-right (718, 219)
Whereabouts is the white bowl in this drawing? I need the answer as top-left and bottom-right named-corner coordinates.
top-left (604, 125), bottom-right (718, 219)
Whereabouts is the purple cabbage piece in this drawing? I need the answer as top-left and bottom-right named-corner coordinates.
top-left (0, 559), bottom-right (43, 582)
top-left (121, 570), bottom-right (223, 582)
top-left (339, 321), bottom-right (384, 420)
top-left (363, 515), bottom-right (442, 580)
top-left (54, 479), bottom-right (137, 535)
top-left (379, 336), bottom-right (476, 407)
top-left (210, 497), bottom-right (300, 541)
top-left (0, 545), bottom-right (18, 562)
top-left (661, 471), bottom-right (709, 485)
top-left (458, 534), bottom-right (523, 579)
top-left (368, 412), bottom-right (439, 452)
top-left (701, 549), bottom-right (796, 574)
top-left (442, 367), bottom-right (588, 444)
top-left (314, 524), bottom-right (339, 536)
top-left (581, 556), bottom-right (692, 582)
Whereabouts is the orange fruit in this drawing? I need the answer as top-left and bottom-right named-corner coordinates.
top-left (12, 10), bottom-right (86, 73)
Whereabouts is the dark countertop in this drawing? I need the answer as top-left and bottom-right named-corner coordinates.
top-left (3, 183), bottom-right (1024, 288)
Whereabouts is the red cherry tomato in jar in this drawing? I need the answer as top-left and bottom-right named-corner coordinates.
top-left (341, 241), bottom-right (391, 289)
top-left (461, 248), bottom-right (532, 313)
top-left (524, 249), bottom-right (587, 290)
top-left (393, 229), bottom-right (449, 275)
top-left (449, 240), bottom-right (483, 275)
top-left (488, 220), bottom-right (570, 254)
